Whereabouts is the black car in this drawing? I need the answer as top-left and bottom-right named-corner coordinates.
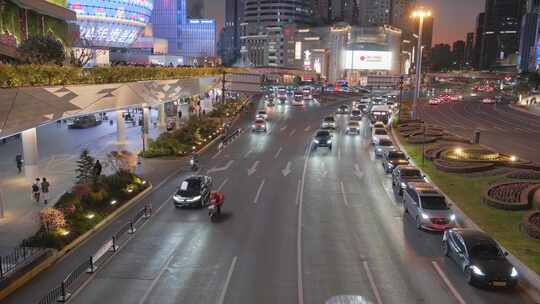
top-left (350, 109), bottom-right (362, 121)
top-left (173, 175), bottom-right (212, 208)
top-left (312, 130), bottom-right (333, 150)
top-left (336, 105), bottom-right (349, 114)
top-left (443, 229), bottom-right (518, 288)
top-left (382, 150), bottom-right (409, 173)
top-left (391, 165), bottom-right (425, 196)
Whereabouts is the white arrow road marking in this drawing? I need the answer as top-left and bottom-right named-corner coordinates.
top-left (321, 163), bottom-right (329, 178)
top-left (354, 164), bottom-right (364, 179)
top-left (218, 256), bottom-right (238, 304)
top-left (338, 146), bottom-right (342, 160)
top-left (211, 150), bottom-right (222, 159)
top-left (304, 125), bottom-right (311, 132)
top-left (432, 261), bottom-right (466, 304)
top-left (207, 160), bottom-right (234, 174)
top-left (274, 147), bottom-right (283, 159)
top-left (280, 125), bottom-right (288, 132)
top-left (248, 161), bottom-right (259, 176)
top-left (243, 149), bottom-right (253, 159)
top-left (282, 161), bottom-right (292, 177)
top-left (363, 261), bottom-right (383, 304)
top-left (289, 129), bottom-right (296, 136)
top-left (253, 179), bottom-right (265, 204)
top-left (340, 181), bottom-right (349, 207)
top-left (217, 178), bottom-right (229, 191)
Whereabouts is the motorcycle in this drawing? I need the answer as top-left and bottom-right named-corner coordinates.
top-left (208, 205), bottom-right (218, 222)
top-left (190, 158), bottom-right (199, 171)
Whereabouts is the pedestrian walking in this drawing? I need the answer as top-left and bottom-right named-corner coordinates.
top-left (41, 178), bottom-right (50, 205)
top-left (32, 178), bottom-right (41, 203)
top-left (178, 110), bottom-right (183, 120)
top-left (15, 153), bottom-right (23, 173)
top-left (94, 160), bottom-right (102, 177)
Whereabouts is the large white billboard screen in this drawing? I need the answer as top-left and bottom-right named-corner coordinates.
top-left (344, 50), bottom-right (392, 70)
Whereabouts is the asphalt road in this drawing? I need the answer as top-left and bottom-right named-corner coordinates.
top-left (65, 96), bottom-right (534, 304)
top-left (417, 96), bottom-right (540, 162)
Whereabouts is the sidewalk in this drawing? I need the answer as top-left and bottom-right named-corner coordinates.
top-left (0, 99), bottom-right (215, 256)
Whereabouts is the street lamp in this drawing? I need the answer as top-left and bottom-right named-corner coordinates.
top-left (411, 7), bottom-right (432, 120)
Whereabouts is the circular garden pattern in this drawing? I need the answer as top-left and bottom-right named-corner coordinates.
top-left (482, 181), bottom-right (539, 211)
top-left (506, 170), bottom-right (540, 180)
top-left (434, 159), bottom-right (495, 173)
top-left (521, 211), bottom-right (540, 240)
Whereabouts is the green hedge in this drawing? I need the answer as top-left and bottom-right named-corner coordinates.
top-left (0, 65), bottom-right (244, 88)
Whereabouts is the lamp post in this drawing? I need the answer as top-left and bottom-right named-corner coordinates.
top-left (412, 8), bottom-right (432, 120)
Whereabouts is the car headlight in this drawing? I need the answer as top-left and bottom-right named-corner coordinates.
top-left (400, 182), bottom-right (407, 189)
top-left (187, 195), bottom-right (201, 202)
top-left (252, 124), bottom-right (256, 128)
top-left (450, 214), bottom-right (456, 221)
top-left (421, 213), bottom-right (429, 220)
top-left (314, 139), bottom-right (320, 144)
top-left (471, 265), bottom-right (485, 276)
top-left (388, 163), bottom-right (394, 169)
top-left (327, 140), bottom-right (332, 144)
top-left (511, 267), bottom-right (518, 278)
top-left (376, 148), bottom-right (382, 152)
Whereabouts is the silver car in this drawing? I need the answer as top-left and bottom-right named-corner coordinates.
top-left (374, 136), bottom-right (394, 157)
top-left (403, 182), bottom-right (456, 231)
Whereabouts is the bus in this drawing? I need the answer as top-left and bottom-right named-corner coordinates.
top-left (370, 105), bottom-right (391, 124)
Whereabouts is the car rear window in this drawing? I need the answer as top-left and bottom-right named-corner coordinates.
top-left (374, 129), bottom-right (387, 135)
top-left (316, 131), bottom-right (330, 137)
top-left (324, 117), bottom-right (335, 122)
top-left (352, 110), bottom-right (361, 116)
top-left (388, 151), bottom-right (406, 159)
top-left (378, 139), bottom-right (393, 146)
top-left (348, 122), bottom-right (359, 127)
top-left (402, 169), bottom-right (422, 177)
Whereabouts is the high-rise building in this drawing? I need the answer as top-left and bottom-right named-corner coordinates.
top-left (465, 32), bottom-right (474, 67)
top-left (479, 0), bottom-right (526, 69)
top-left (452, 40), bottom-right (466, 69)
top-left (474, 12), bottom-right (485, 69)
top-left (519, 0), bottom-right (540, 72)
top-left (241, 0), bottom-right (313, 66)
top-left (219, 0), bottom-right (245, 65)
top-left (390, 0), bottom-right (415, 31)
top-left (151, 0), bottom-right (216, 59)
top-left (361, 0), bottom-right (392, 26)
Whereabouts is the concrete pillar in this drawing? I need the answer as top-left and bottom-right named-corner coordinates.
top-left (22, 128), bottom-right (39, 181)
top-left (116, 111), bottom-right (126, 144)
top-left (142, 106), bottom-right (150, 151)
top-left (158, 103), bottom-right (166, 128)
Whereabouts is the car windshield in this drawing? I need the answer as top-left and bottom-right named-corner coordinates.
top-left (348, 122), bottom-right (359, 127)
top-left (177, 179), bottom-right (201, 197)
top-left (258, 111), bottom-right (266, 115)
top-left (402, 169), bottom-right (422, 178)
top-left (374, 129), bottom-right (387, 135)
top-left (352, 111), bottom-right (361, 116)
top-left (378, 139), bottom-right (393, 146)
top-left (388, 151), bottom-right (406, 160)
top-left (316, 131), bottom-right (330, 137)
top-left (421, 195), bottom-right (448, 210)
top-left (324, 117), bottom-right (335, 122)
top-left (255, 119), bottom-right (265, 124)
top-left (340, 106), bottom-right (348, 109)
top-left (470, 243), bottom-right (504, 260)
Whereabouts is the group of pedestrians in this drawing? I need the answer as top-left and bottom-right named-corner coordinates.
top-left (31, 177), bottom-right (50, 204)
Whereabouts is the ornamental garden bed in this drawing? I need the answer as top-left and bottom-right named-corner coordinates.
top-left (521, 211), bottom-right (540, 240)
top-left (506, 170), bottom-right (540, 180)
top-left (433, 159), bottom-right (495, 173)
top-left (482, 181), bottom-right (538, 211)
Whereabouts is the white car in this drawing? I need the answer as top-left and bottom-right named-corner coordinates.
top-left (372, 127), bottom-right (389, 145)
top-left (345, 121), bottom-right (361, 135)
top-left (374, 136), bottom-right (394, 157)
top-left (252, 119), bottom-right (267, 132)
top-left (321, 116), bottom-right (336, 129)
top-left (256, 110), bottom-right (268, 120)
top-left (373, 121), bottom-right (386, 129)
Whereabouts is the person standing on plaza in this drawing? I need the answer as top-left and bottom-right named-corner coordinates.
top-left (32, 178), bottom-right (41, 203)
top-left (93, 160), bottom-right (102, 177)
top-left (41, 178), bottom-right (50, 205)
top-left (15, 153), bottom-right (23, 173)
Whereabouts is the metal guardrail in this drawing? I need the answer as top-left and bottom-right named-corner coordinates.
top-left (36, 203), bottom-right (152, 304)
top-left (0, 246), bottom-right (45, 279)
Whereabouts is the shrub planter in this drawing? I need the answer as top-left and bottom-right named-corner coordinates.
top-left (424, 144), bottom-right (454, 161)
top-left (433, 159), bottom-right (495, 173)
top-left (482, 181), bottom-right (537, 211)
top-left (406, 135), bottom-right (438, 144)
top-left (506, 170), bottom-right (540, 180)
top-left (521, 211), bottom-right (540, 239)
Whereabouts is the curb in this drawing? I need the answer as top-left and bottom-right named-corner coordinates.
top-left (391, 127), bottom-right (540, 302)
top-left (0, 183), bottom-right (153, 301)
top-left (509, 104), bottom-right (540, 118)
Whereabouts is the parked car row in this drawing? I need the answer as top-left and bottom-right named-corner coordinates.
top-left (371, 120), bottom-right (520, 289)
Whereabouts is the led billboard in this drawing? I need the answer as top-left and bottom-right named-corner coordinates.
top-left (344, 50), bottom-right (392, 71)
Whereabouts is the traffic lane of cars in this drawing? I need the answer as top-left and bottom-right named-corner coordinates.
top-left (333, 108), bottom-right (532, 303)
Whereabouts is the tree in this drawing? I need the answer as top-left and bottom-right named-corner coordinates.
top-left (68, 38), bottom-right (106, 67)
top-left (17, 35), bottom-right (65, 65)
top-left (76, 149), bottom-right (95, 184)
top-left (293, 75), bottom-right (302, 87)
top-left (39, 208), bottom-right (66, 232)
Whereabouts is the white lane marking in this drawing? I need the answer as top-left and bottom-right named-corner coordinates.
top-left (304, 125), bottom-right (311, 132)
top-left (207, 160), bottom-right (234, 174)
top-left (218, 256), bottom-right (238, 304)
top-left (211, 150), bottom-right (222, 159)
top-left (247, 160), bottom-right (259, 176)
top-left (431, 261), bottom-right (466, 304)
top-left (339, 181), bottom-right (349, 207)
top-left (274, 147), bottom-right (283, 159)
top-left (280, 125), bottom-right (288, 132)
top-left (363, 261), bottom-right (383, 304)
top-left (243, 149), bottom-right (253, 159)
top-left (138, 250), bottom-right (176, 304)
top-left (338, 146), bottom-right (342, 160)
top-left (253, 179), bottom-right (265, 204)
top-left (297, 142), bottom-right (311, 304)
top-left (354, 164), bottom-right (364, 180)
top-left (289, 129), bottom-right (296, 136)
top-left (295, 179), bottom-right (301, 205)
top-left (282, 161), bottom-right (292, 176)
top-left (217, 178), bottom-right (229, 191)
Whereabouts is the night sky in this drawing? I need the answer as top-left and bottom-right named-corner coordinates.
top-left (201, 0), bottom-right (485, 46)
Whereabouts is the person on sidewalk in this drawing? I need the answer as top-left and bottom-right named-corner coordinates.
top-left (41, 178), bottom-right (50, 205)
top-left (15, 153), bottom-right (23, 173)
top-left (32, 178), bottom-right (41, 203)
top-left (94, 160), bottom-right (102, 177)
